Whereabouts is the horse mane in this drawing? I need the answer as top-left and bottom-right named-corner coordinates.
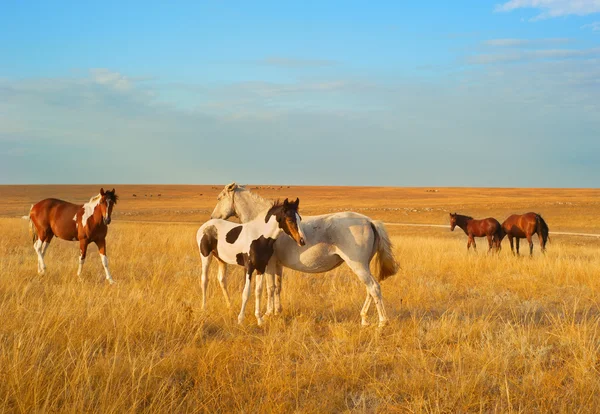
top-left (237, 185), bottom-right (269, 205)
top-left (104, 190), bottom-right (119, 204)
top-left (88, 194), bottom-right (102, 204)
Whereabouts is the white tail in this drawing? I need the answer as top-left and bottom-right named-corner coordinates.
top-left (370, 220), bottom-right (399, 281)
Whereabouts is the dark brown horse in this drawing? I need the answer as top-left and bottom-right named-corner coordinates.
top-left (28, 188), bottom-right (118, 283)
top-left (449, 213), bottom-right (503, 252)
top-left (501, 212), bottom-right (549, 256)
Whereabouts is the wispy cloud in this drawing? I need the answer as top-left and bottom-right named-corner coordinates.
top-left (582, 21), bottom-right (600, 31)
top-left (495, 0), bottom-right (600, 20)
top-left (467, 47), bottom-right (600, 64)
top-left (484, 38), bottom-right (571, 47)
top-left (255, 56), bottom-right (337, 68)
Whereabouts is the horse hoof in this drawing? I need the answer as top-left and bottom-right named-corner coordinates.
top-left (237, 316), bottom-right (245, 325)
top-left (256, 318), bottom-right (264, 326)
top-left (107, 279), bottom-right (116, 285)
top-left (378, 320), bottom-right (388, 328)
top-left (361, 320), bottom-right (371, 327)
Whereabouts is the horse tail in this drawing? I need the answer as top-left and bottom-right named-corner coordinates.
top-left (535, 214), bottom-right (549, 250)
top-left (370, 221), bottom-right (399, 282)
top-left (27, 205), bottom-right (37, 244)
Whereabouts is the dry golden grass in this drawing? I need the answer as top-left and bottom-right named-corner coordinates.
top-left (1, 185), bottom-right (600, 412)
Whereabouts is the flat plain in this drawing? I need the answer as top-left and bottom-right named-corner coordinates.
top-left (1, 185), bottom-right (599, 412)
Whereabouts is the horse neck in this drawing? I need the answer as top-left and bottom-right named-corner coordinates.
top-left (234, 189), bottom-right (272, 223)
top-left (81, 196), bottom-right (105, 231)
top-left (456, 215), bottom-right (471, 234)
top-left (245, 207), bottom-right (281, 239)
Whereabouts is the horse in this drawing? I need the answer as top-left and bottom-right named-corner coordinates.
top-left (501, 212), bottom-right (549, 256)
top-left (196, 198), bottom-right (306, 325)
top-left (449, 213), bottom-right (503, 252)
top-left (210, 182), bottom-right (399, 327)
top-left (28, 188), bottom-right (118, 284)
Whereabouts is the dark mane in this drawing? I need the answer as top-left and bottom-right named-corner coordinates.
top-left (264, 199), bottom-right (298, 223)
top-left (104, 190), bottom-right (119, 204)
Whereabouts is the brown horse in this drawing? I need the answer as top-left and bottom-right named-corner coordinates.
top-left (449, 213), bottom-right (503, 252)
top-left (501, 212), bottom-right (549, 256)
top-left (28, 188), bottom-right (118, 283)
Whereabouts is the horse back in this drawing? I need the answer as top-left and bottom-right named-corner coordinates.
top-left (502, 213), bottom-right (537, 237)
top-left (31, 198), bottom-right (81, 240)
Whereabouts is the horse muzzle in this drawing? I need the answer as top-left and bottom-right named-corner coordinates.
top-left (298, 237), bottom-right (305, 247)
top-left (104, 217), bottom-right (112, 225)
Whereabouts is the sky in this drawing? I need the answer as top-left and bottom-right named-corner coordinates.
top-left (0, 1), bottom-right (599, 187)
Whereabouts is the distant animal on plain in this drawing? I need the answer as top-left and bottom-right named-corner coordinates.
top-left (449, 213), bottom-right (503, 252)
top-left (501, 212), bottom-right (549, 256)
top-left (197, 198), bottom-right (305, 325)
top-left (210, 182), bottom-right (398, 327)
top-left (28, 188), bottom-right (118, 283)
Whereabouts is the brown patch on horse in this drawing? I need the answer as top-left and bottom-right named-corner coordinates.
top-left (248, 235), bottom-right (276, 274)
top-left (236, 252), bottom-right (248, 266)
top-left (226, 226), bottom-right (243, 244)
top-left (200, 225), bottom-right (219, 257)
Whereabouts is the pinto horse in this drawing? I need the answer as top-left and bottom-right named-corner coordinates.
top-left (449, 213), bottom-right (503, 252)
top-left (197, 198), bottom-right (306, 325)
top-left (210, 182), bottom-right (398, 327)
top-left (501, 212), bottom-right (549, 256)
top-left (28, 188), bottom-right (118, 283)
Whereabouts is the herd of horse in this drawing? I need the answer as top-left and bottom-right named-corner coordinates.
top-left (449, 212), bottom-right (549, 255)
top-left (26, 184), bottom-right (550, 327)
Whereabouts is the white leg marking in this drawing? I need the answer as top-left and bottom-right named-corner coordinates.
top-left (217, 260), bottom-right (231, 309)
top-left (238, 272), bottom-right (252, 324)
top-left (34, 240), bottom-right (46, 274)
top-left (77, 255), bottom-right (85, 276)
top-left (200, 254), bottom-right (212, 310)
top-left (254, 273), bottom-right (264, 326)
top-left (100, 254), bottom-right (115, 284)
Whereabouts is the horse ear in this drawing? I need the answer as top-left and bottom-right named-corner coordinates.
top-left (294, 198), bottom-right (300, 207)
top-left (283, 198), bottom-right (289, 207)
top-left (226, 182), bottom-right (237, 192)
top-left (100, 188), bottom-right (105, 195)
top-left (111, 188), bottom-right (115, 193)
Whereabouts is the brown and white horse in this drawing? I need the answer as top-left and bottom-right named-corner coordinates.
top-left (28, 188), bottom-right (118, 283)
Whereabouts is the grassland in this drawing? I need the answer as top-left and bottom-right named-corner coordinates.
top-left (1, 185), bottom-right (599, 412)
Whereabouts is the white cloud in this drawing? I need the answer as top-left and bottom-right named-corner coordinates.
top-left (467, 47), bottom-right (600, 64)
top-left (89, 68), bottom-right (133, 91)
top-left (582, 21), bottom-right (600, 31)
top-left (484, 38), bottom-right (571, 47)
top-left (495, 0), bottom-right (600, 20)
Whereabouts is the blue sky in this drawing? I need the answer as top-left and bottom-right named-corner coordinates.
top-left (1, 1), bottom-right (599, 186)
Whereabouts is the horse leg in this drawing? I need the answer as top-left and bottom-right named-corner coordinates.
top-left (487, 235), bottom-right (493, 253)
top-left (341, 255), bottom-right (388, 327)
top-left (471, 236), bottom-right (477, 252)
top-left (216, 259), bottom-right (230, 309)
top-left (77, 240), bottom-right (88, 277)
top-left (515, 238), bottom-right (520, 255)
top-left (238, 265), bottom-right (255, 324)
top-left (467, 238), bottom-right (471, 250)
top-left (360, 289), bottom-right (373, 327)
top-left (274, 262), bottom-right (284, 315)
top-left (264, 261), bottom-right (276, 316)
top-left (200, 253), bottom-right (212, 310)
top-left (254, 272), bottom-right (265, 326)
top-left (526, 234), bottom-right (534, 256)
top-left (96, 239), bottom-right (114, 284)
top-left (34, 233), bottom-right (51, 274)
top-left (508, 235), bottom-right (514, 255)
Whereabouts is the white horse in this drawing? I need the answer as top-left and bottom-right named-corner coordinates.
top-left (210, 183), bottom-right (399, 327)
top-left (196, 198), bottom-right (306, 325)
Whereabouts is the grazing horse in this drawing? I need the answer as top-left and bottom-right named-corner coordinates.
top-left (501, 212), bottom-right (549, 256)
top-left (449, 213), bottom-right (503, 252)
top-left (28, 188), bottom-right (118, 284)
top-left (197, 198), bottom-right (306, 325)
top-left (210, 182), bottom-right (399, 327)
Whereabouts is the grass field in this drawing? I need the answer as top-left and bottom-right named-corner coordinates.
top-left (1, 185), bottom-right (600, 412)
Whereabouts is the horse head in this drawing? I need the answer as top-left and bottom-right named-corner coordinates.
top-left (211, 182), bottom-right (239, 220)
top-left (99, 188), bottom-right (118, 225)
top-left (266, 198), bottom-right (306, 247)
top-left (449, 212), bottom-right (457, 231)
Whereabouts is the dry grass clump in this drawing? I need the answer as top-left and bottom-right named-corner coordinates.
top-left (2, 216), bottom-right (600, 412)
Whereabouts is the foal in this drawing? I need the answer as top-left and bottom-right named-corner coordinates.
top-left (196, 198), bottom-right (306, 325)
top-left (449, 213), bottom-right (502, 252)
top-left (29, 188), bottom-right (118, 283)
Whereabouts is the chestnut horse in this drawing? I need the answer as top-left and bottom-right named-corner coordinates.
top-left (28, 188), bottom-right (118, 283)
top-left (501, 212), bottom-right (549, 256)
top-left (449, 213), bottom-right (502, 252)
